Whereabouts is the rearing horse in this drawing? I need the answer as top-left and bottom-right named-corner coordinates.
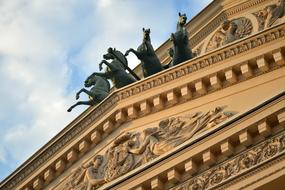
top-left (92, 48), bottom-right (137, 89)
top-left (125, 28), bottom-right (163, 78)
top-left (169, 13), bottom-right (193, 67)
top-left (67, 74), bottom-right (110, 112)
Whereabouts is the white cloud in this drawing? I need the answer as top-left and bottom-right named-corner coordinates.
top-left (0, 0), bottom-right (211, 181)
top-left (0, 0), bottom-right (83, 178)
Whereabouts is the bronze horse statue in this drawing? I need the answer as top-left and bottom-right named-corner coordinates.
top-left (125, 28), bottom-right (163, 78)
top-left (169, 13), bottom-right (193, 67)
top-left (67, 74), bottom-right (110, 112)
top-left (92, 48), bottom-right (138, 89)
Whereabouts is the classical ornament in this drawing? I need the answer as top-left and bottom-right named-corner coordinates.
top-left (206, 18), bottom-right (253, 52)
top-left (171, 132), bottom-right (285, 190)
top-left (193, 43), bottom-right (203, 57)
top-left (62, 155), bottom-right (105, 190)
top-left (125, 28), bottom-right (164, 78)
top-left (253, 0), bottom-right (285, 31)
top-left (67, 74), bottom-right (111, 112)
top-left (93, 48), bottom-right (138, 89)
top-left (62, 107), bottom-right (234, 189)
top-left (169, 12), bottom-right (193, 66)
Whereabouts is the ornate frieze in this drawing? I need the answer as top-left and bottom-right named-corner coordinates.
top-left (206, 17), bottom-right (253, 52)
top-left (2, 3), bottom-right (285, 190)
top-left (253, 0), bottom-right (285, 31)
top-left (189, 0), bottom-right (268, 48)
top-left (2, 23), bottom-right (285, 190)
top-left (118, 24), bottom-right (284, 100)
top-left (59, 107), bottom-right (233, 190)
top-left (171, 131), bottom-right (285, 190)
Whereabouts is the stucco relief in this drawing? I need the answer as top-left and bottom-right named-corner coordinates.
top-left (60, 107), bottom-right (234, 190)
top-left (171, 131), bottom-right (285, 190)
top-left (253, 0), bottom-right (285, 31)
top-left (193, 43), bottom-right (204, 57)
top-left (206, 17), bottom-right (253, 52)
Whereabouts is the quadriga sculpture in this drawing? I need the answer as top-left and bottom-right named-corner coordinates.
top-left (67, 74), bottom-right (110, 112)
top-left (125, 28), bottom-right (163, 78)
top-left (93, 47), bottom-right (138, 89)
top-left (169, 12), bottom-right (193, 67)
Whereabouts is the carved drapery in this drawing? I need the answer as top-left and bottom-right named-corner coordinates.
top-left (253, 0), bottom-right (285, 31)
top-left (206, 17), bottom-right (253, 52)
top-left (60, 107), bottom-right (234, 190)
top-left (171, 131), bottom-right (285, 190)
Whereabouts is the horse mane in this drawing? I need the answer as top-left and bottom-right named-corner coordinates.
top-left (114, 49), bottom-right (128, 67)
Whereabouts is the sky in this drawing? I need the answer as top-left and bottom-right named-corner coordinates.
top-left (0, 0), bottom-right (212, 181)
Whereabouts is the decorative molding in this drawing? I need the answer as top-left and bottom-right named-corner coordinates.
top-left (118, 24), bottom-right (285, 100)
top-left (253, 0), bottom-right (285, 31)
top-left (171, 130), bottom-right (285, 190)
top-left (189, 0), bottom-right (269, 48)
top-left (1, 7), bottom-right (285, 190)
top-left (59, 107), bottom-right (233, 189)
top-left (205, 17), bottom-right (253, 52)
top-left (104, 97), bottom-right (285, 190)
top-left (1, 23), bottom-right (285, 190)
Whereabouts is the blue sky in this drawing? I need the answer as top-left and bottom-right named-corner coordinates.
top-left (0, 0), bottom-right (212, 181)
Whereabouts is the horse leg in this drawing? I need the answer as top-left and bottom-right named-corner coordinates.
top-left (170, 33), bottom-right (176, 45)
top-left (125, 48), bottom-right (142, 59)
top-left (79, 89), bottom-right (96, 99)
top-left (99, 60), bottom-right (114, 71)
top-left (67, 101), bottom-right (93, 112)
top-left (75, 88), bottom-right (84, 100)
top-left (91, 72), bottom-right (110, 79)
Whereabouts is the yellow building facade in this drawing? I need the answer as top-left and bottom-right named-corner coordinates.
top-left (1, 0), bottom-right (285, 189)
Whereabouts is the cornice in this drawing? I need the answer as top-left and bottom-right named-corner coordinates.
top-left (102, 92), bottom-right (285, 190)
top-left (1, 22), bottom-right (285, 190)
top-left (118, 23), bottom-right (285, 100)
top-left (171, 131), bottom-right (285, 190)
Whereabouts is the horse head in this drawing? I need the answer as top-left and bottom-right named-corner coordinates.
top-left (103, 48), bottom-right (116, 60)
top-left (84, 74), bottom-right (97, 88)
top-left (142, 28), bottom-right (151, 42)
top-left (178, 12), bottom-right (187, 29)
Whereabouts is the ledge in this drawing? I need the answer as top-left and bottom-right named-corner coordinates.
top-left (1, 23), bottom-right (285, 190)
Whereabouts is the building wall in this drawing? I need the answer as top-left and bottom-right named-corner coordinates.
top-left (1, 0), bottom-right (285, 190)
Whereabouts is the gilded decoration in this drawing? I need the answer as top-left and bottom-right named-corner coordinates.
top-left (253, 0), bottom-right (285, 31)
top-left (61, 107), bottom-right (234, 190)
top-left (206, 17), bottom-right (253, 52)
top-left (171, 131), bottom-right (285, 190)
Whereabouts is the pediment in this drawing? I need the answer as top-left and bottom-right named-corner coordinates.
top-left (55, 107), bottom-right (235, 189)
top-left (1, 0), bottom-right (285, 190)
top-left (152, 0), bottom-right (285, 67)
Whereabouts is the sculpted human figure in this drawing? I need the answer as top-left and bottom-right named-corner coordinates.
top-left (104, 132), bottom-right (136, 182)
top-left (207, 19), bottom-right (243, 52)
top-left (222, 20), bottom-right (238, 44)
top-left (83, 155), bottom-right (106, 190)
top-left (129, 118), bottom-right (186, 160)
top-left (62, 155), bottom-right (105, 190)
top-left (266, 0), bottom-right (285, 27)
top-left (125, 28), bottom-right (163, 78)
top-left (129, 107), bottom-right (233, 165)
